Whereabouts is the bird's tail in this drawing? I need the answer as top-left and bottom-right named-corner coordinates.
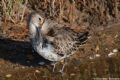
top-left (78, 31), bottom-right (90, 44)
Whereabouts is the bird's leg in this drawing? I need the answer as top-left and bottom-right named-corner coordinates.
top-left (53, 62), bottom-right (57, 72)
top-left (59, 61), bottom-right (66, 74)
top-left (59, 55), bottom-right (68, 74)
top-left (51, 61), bottom-right (57, 72)
top-left (51, 54), bottom-right (71, 73)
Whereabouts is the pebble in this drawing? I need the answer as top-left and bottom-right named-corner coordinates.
top-left (35, 70), bottom-right (40, 73)
top-left (95, 54), bottom-right (100, 57)
top-left (70, 73), bottom-right (76, 76)
top-left (89, 54), bottom-right (100, 60)
top-left (108, 48), bottom-right (118, 57)
top-left (21, 66), bottom-right (25, 69)
top-left (108, 52), bottom-right (115, 57)
top-left (113, 49), bottom-right (118, 53)
top-left (89, 56), bottom-right (94, 60)
top-left (6, 74), bottom-right (12, 78)
top-left (38, 62), bottom-right (45, 65)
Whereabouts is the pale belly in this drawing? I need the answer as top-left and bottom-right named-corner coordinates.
top-left (35, 44), bottom-right (62, 61)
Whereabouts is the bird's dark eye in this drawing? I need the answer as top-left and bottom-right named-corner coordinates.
top-left (39, 18), bottom-right (41, 21)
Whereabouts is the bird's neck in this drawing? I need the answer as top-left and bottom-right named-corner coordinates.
top-left (29, 24), bottom-right (43, 42)
top-left (29, 23), bottom-right (38, 38)
top-left (29, 23), bottom-right (44, 48)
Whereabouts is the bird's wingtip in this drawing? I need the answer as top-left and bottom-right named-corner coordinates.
top-left (78, 31), bottom-right (90, 44)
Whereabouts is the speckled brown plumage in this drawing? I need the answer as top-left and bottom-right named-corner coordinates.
top-left (40, 19), bottom-right (89, 57)
top-left (28, 12), bottom-right (89, 73)
top-left (49, 27), bottom-right (89, 57)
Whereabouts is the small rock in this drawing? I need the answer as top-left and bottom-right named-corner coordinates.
top-left (113, 49), bottom-right (118, 53)
top-left (89, 54), bottom-right (100, 60)
top-left (38, 62), bottom-right (45, 65)
top-left (95, 54), bottom-right (100, 57)
top-left (21, 66), bottom-right (25, 69)
top-left (108, 52), bottom-right (115, 57)
top-left (70, 73), bottom-right (76, 76)
top-left (6, 74), bottom-right (12, 78)
top-left (89, 56), bottom-right (94, 60)
top-left (35, 70), bottom-right (40, 73)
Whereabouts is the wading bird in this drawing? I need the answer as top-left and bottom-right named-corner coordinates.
top-left (27, 12), bottom-right (89, 73)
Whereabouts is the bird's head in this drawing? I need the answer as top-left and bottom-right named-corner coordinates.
top-left (27, 12), bottom-right (55, 35)
top-left (28, 12), bottom-right (44, 28)
top-left (27, 12), bottom-right (45, 38)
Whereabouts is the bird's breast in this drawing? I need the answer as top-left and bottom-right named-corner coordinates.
top-left (35, 43), bottom-right (61, 61)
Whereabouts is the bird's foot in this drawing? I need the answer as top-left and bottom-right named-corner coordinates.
top-left (59, 69), bottom-right (65, 76)
top-left (59, 62), bottom-right (67, 76)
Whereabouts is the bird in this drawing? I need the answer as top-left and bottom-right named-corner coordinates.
top-left (27, 12), bottom-right (89, 73)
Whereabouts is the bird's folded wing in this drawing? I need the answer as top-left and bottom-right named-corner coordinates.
top-left (46, 36), bottom-right (55, 42)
